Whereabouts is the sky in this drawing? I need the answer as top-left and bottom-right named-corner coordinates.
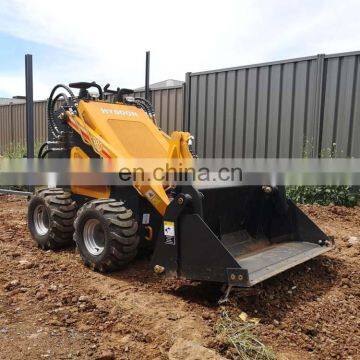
top-left (0, 0), bottom-right (359, 99)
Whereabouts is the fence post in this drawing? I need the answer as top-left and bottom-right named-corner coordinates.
top-left (183, 72), bottom-right (192, 131)
top-left (145, 51), bottom-right (151, 102)
top-left (25, 54), bottom-right (34, 159)
top-left (313, 54), bottom-right (326, 158)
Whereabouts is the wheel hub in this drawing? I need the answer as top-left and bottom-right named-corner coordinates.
top-left (83, 219), bottom-right (105, 256)
top-left (33, 204), bottom-right (50, 236)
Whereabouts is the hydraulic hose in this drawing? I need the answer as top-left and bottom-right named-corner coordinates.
top-left (41, 149), bottom-right (53, 158)
top-left (37, 142), bottom-right (48, 158)
top-left (47, 84), bottom-right (75, 138)
top-left (133, 97), bottom-right (157, 126)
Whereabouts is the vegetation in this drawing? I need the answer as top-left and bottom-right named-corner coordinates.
top-left (286, 185), bottom-right (359, 207)
top-left (285, 142), bottom-right (359, 207)
top-left (1, 142), bottom-right (42, 159)
top-left (0, 143), bottom-right (42, 192)
top-left (215, 310), bottom-right (275, 360)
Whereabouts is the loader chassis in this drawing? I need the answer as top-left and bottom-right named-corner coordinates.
top-left (27, 81), bottom-right (333, 292)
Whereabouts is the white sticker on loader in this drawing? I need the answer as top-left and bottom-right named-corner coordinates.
top-left (164, 221), bottom-right (175, 245)
top-left (142, 213), bottom-right (150, 225)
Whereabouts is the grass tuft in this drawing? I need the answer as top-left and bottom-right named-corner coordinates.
top-left (1, 142), bottom-right (43, 159)
top-left (215, 310), bottom-right (275, 360)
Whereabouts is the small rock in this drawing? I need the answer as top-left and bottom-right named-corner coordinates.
top-left (169, 339), bottom-right (225, 360)
top-left (96, 350), bottom-right (115, 360)
top-left (48, 285), bottom-right (57, 292)
top-left (78, 295), bottom-right (90, 302)
top-left (49, 319), bottom-right (63, 326)
top-left (119, 335), bottom-right (132, 345)
top-left (65, 318), bottom-right (77, 325)
top-left (273, 319), bottom-right (280, 326)
top-left (202, 312), bottom-right (212, 320)
top-left (347, 236), bottom-right (359, 247)
top-left (19, 259), bottom-right (34, 269)
top-left (167, 313), bottom-right (179, 321)
top-left (36, 292), bottom-right (47, 300)
top-left (4, 280), bottom-right (20, 291)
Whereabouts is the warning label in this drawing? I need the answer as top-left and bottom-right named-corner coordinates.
top-left (164, 221), bottom-right (175, 236)
top-left (164, 221), bottom-right (175, 245)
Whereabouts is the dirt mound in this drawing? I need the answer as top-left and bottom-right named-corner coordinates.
top-left (0, 195), bottom-right (359, 359)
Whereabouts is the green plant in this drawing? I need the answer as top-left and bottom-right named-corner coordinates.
top-left (286, 185), bottom-right (359, 207)
top-left (286, 142), bottom-right (358, 207)
top-left (215, 310), bottom-right (275, 360)
top-left (0, 142), bottom-right (44, 192)
top-left (2, 143), bottom-right (27, 158)
top-left (1, 142), bottom-right (43, 159)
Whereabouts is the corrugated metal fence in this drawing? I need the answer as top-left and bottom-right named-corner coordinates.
top-left (185, 51), bottom-right (360, 158)
top-left (1, 50), bottom-right (359, 157)
top-left (135, 86), bottom-right (184, 133)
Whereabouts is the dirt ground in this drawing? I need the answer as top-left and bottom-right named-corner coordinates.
top-left (0, 195), bottom-right (359, 359)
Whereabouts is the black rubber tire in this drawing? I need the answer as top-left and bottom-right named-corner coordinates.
top-left (27, 188), bottom-right (77, 249)
top-left (73, 199), bottom-right (139, 272)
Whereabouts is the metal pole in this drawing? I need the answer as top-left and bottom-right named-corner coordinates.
top-left (145, 51), bottom-right (150, 101)
top-left (0, 189), bottom-right (32, 196)
top-left (25, 54), bottom-right (34, 159)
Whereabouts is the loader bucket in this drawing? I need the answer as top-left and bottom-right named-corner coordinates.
top-left (151, 186), bottom-right (333, 287)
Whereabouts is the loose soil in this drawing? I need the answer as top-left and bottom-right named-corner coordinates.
top-left (0, 196), bottom-right (359, 359)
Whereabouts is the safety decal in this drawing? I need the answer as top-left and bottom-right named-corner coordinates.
top-left (164, 221), bottom-right (175, 245)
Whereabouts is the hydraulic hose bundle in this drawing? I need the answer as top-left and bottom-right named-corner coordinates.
top-left (47, 84), bottom-right (76, 139)
top-left (126, 97), bottom-right (157, 126)
top-left (39, 84), bottom-right (76, 158)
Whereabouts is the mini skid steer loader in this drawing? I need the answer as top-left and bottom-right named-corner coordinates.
top-left (27, 81), bottom-right (333, 299)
